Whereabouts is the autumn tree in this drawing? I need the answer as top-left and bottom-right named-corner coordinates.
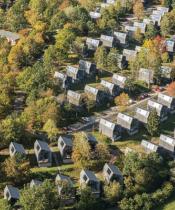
top-left (107, 48), bottom-right (120, 73)
top-left (147, 109), bottom-right (160, 136)
top-left (114, 93), bottom-right (130, 111)
top-left (19, 180), bottom-right (60, 210)
top-left (3, 154), bottom-right (30, 184)
top-left (43, 119), bottom-right (59, 142)
top-left (167, 81), bottom-right (175, 96)
top-left (133, 0), bottom-right (144, 20)
top-left (104, 181), bottom-right (122, 204)
top-left (72, 132), bottom-right (91, 168)
top-left (95, 46), bottom-right (108, 70)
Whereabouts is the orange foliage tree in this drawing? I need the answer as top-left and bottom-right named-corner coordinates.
top-left (167, 82), bottom-right (175, 96)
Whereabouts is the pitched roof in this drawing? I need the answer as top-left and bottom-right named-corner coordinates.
top-left (99, 118), bottom-right (116, 131)
top-left (54, 71), bottom-right (66, 80)
top-left (86, 38), bottom-right (100, 48)
top-left (66, 66), bottom-right (79, 76)
top-left (58, 136), bottom-right (73, 147)
top-left (160, 134), bottom-right (175, 147)
top-left (104, 163), bottom-right (122, 176)
top-left (0, 30), bottom-right (20, 41)
top-left (67, 90), bottom-right (81, 101)
top-left (5, 185), bottom-right (20, 200)
top-left (35, 140), bottom-right (51, 152)
top-left (56, 174), bottom-right (73, 186)
top-left (147, 99), bottom-right (164, 113)
top-left (158, 93), bottom-right (173, 108)
top-left (117, 113), bottom-right (134, 129)
top-left (81, 169), bottom-right (99, 182)
top-left (85, 85), bottom-right (99, 96)
top-left (89, 11), bottom-right (101, 19)
top-left (10, 142), bottom-right (26, 154)
top-left (135, 107), bottom-right (150, 123)
top-left (141, 140), bottom-right (158, 152)
top-left (101, 79), bottom-right (115, 91)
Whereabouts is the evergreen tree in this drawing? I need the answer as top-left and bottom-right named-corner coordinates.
top-left (147, 109), bottom-right (160, 136)
top-left (94, 46), bottom-right (107, 70)
top-left (107, 48), bottom-right (120, 72)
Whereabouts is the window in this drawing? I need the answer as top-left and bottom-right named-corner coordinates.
top-left (107, 168), bottom-right (111, 175)
top-left (11, 147), bottom-right (15, 153)
top-left (83, 175), bottom-right (88, 182)
top-left (60, 141), bottom-right (65, 148)
top-left (36, 145), bottom-right (40, 151)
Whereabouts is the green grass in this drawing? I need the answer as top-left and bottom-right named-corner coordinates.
top-left (156, 193), bottom-right (175, 210)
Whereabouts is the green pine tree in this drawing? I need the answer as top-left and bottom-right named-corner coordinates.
top-left (147, 109), bottom-right (160, 136)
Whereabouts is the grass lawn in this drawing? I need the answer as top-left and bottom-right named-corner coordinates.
top-left (156, 193), bottom-right (175, 210)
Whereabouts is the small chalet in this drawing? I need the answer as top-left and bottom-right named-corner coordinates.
top-left (101, 79), bottom-right (120, 97)
top-left (103, 163), bottom-right (123, 184)
top-left (158, 93), bottom-right (175, 114)
top-left (143, 18), bottom-right (152, 24)
top-left (86, 38), bottom-right (100, 50)
top-left (9, 142), bottom-right (26, 157)
top-left (0, 30), bottom-right (20, 45)
top-left (135, 107), bottom-right (150, 124)
top-left (123, 49), bottom-right (137, 61)
top-left (66, 66), bottom-right (84, 82)
top-left (150, 14), bottom-right (162, 26)
top-left (89, 11), bottom-right (101, 20)
top-left (147, 99), bottom-right (168, 122)
top-left (159, 134), bottom-right (175, 155)
top-left (55, 174), bottom-right (75, 204)
top-left (157, 6), bottom-right (169, 13)
top-left (138, 68), bottom-right (154, 84)
top-left (79, 60), bottom-right (96, 76)
top-left (30, 179), bottom-right (42, 188)
top-left (54, 71), bottom-right (71, 89)
top-left (117, 113), bottom-right (139, 135)
top-left (133, 22), bottom-right (147, 34)
top-left (80, 169), bottom-right (100, 197)
top-left (114, 31), bottom-right (127, 45)
top-left (67, 90), bottom-right (84, 107)
top-left (166, 40), bottom-right (175, 53)
top-left (141, 140), bottom-right (159, 154)
top-left (99, 118), bottom-right (122, 141)
top-left (58, 136), bottom-right (73, 163)
top-left (112, 74), bottom-right (127, 89)
top-left (125, 25), bottom-right (137, 34)
top-left (100, 35), bottom-right (114, 48)
top-left (34, 140), bottom-right (52, 167)
top-left (160, 66), bottom-right (173, 79)
top-left (84, 84), bottom-right (108, 104)
top-left (4, 185), bottom-right (19, 203)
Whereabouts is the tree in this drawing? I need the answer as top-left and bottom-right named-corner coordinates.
top-left (114, 93), bottom-right (130, 112)
top-left (107, 48), bottom-right (120, 72)
top-left (145, 23), bottom-right (158, 39)
top-left (123, 152), bottom-right (168, 195)
top-left (0, 199), bottom-right (12, 210)
top-left (161, 9), bottom-right (175, 36)
top-left (167, 81), bottom-right (175, 96)
top-left (72, 132), bottom-right (91, 168)
top-left (133, 0), bottom-right (144, 20)
top-left (19, 180), bottom-right (60, 210)
top-left (0, 115), bottom-right (26, 148)
top-left (134, 28), bottom-right (143, 44)
top-left (43, 119), bottom-right (59, 142)
top-left (104, 181), bottom-right (122, 204)
top-left (147, 109), bottom-right (160, 136)
top-left (3, 154), bottom-right (30, 184)
top-left (76, 187), bottom-right (102, 210)
top-left (95, 46), bottom-right (107, 70)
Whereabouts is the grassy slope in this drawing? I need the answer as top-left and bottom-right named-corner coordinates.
top-left (156, 194), bottom-right (175, 210)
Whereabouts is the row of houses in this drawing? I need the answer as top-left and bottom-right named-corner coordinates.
top-left (9, 131), bottom-right (99, 167)
top-left (99, 92), bottom-right (175, 141)
top-left (65, 73), bottom-right (128, 107)
top-left (141, 133), bottom-right (175, 157)
top-left (4, 163), bottom-right (123, 203)
top-left (54, 60), bottom-right (97, 89)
